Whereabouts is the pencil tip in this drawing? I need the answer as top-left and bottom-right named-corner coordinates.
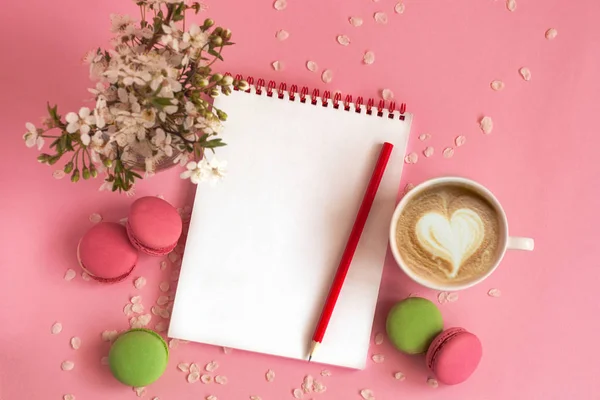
top-left (308, 355), bottom-right (312, 362)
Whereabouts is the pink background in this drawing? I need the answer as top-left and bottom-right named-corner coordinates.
top-left (1, 0), bottom-right (599, 398)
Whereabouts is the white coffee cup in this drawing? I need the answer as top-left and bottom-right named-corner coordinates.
top-left (389, 176), bottom-right (534, 291)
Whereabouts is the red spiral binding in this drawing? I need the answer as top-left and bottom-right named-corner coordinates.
top-left (226, 74), bottom-right (408, 120)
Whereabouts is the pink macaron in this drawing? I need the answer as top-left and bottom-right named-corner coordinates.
top-left (126, 196), bottom-right (182, 256)
top-left (426, 327), bottom-right (482, 385)
top-left (77, 222), bottom-right (138, 283)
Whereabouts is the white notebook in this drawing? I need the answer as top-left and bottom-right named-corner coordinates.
top-left (169, 80), bottom-right (412, 369)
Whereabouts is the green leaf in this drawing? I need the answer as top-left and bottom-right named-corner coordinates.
top-left (204, 138), bottom-right (227, 148)
top-left (207, 48), bottom-right (224, 61)
top-left (152, 97), bottom-right (175, 106)
top-left (130, 171), bottom-right (143, 180)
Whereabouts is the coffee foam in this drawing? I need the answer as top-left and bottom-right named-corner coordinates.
top-left (395, 184), bottom-right (501, 286)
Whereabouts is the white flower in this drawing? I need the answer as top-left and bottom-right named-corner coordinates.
top-left (151, 128), bottom-right (173, 157)
top-left (110, 14), bottom-right (134, 33)
top-left (206, 156), bottom-right (227, 184)
top-left (66, 107), bottom-right (96, 145)
top-left (23, 122), bottom-right (44, 150)
top-left (180, 160), bottom-right (208, 184)
top-left (183, 24), bottom-right (209, 50)
top-left (196, 116), bottom-right (223, 135)
top-left (173, 152), bottom-right (189, 166)
top-left (99, 178), bottom-right (113, 192)
top-left (161, 23), bottom-right (181, 51)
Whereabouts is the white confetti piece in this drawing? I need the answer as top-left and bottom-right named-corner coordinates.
top-left (336, 35), bottom-right (350, 46)
top-left (53, 170), bottom-right (66, 179)
top-left (158, 307), bottom-right (171, 319)
top-left (51, 322), bottom-right (63, 335)
top-left (519, 67), bottom-right (531, 81)
top-left (168, 252), bottom-right (180, 263)
top-left (275, 29), bottom-right (289, 41)
top-left (266, 369), bottom-right (275, 382)
top-left (292, 389), bottom-right (304, 399)
top-left (169, 338), bottom-right (179, 349)
top-left (159, 282), bottom-right (170, 292)
top-left (438, 291), bottom-right (448, 303)
top-left (119, 217), bottom-right (128, 226)
top-left (404, 152), bottom-right (418, 164)
top-left (131, 295), bottom-right (142, 304)
top-left (206, 396), bottom-right (218, 400)
top-left (395, 2), bottom-right (405, 14)
top-left (89, 213), bottom-right (102, 223)
top-left (506, 0), bottom-right (516, 12)
top-left (423, 146), bottom-right (434, 157)
top-left (374, 333), bottom-right (384, 345)
top-left (64, 269), bottom-right (76, 281)
top-left (455, 135), bottom-right (466, 147)
top-left (363, 51), bottom-right (375, 65)
top-left (250, 397), bottom-right (262, 400)
top-left (313, 380), bottom-right (326, 393)
top-left (130, 314), bottom-right (151, 328)
top-left (81, 271), bottom-right (91, 281)
top-left (302, 375), bottom-right (314, 393)
top-left (321, 369), bottom-right (332, 377)
top-left (124, 303), bottom-right (134, 316)
top-left (480, 116), bottom-right (493, 134)
top-left (371, 354), bottom-right (385, 363)
top-left (178, 363), bottom-right (190, 372)
top-left (223, 346), bottom-right (232, 354)
top-left (443, 147), bottom-right (454, 158)
top-left (190, 363), bottom-right (199, 374)
top-left (419, 133), bottom-right (431, 141)
top-left (101, 356), bottom-right (109, 365)
top-left (271, 61), bottom-right (283, 71)
top-left (63, 395), bottom-right (75, 400)
top-left (381, 88), bottom-right (394, 101)
top-left (488, 288), bottom-right (502, 297)
top-left (102, 330), bottom-right (118, 342)
top-left (188, 372), bottom-right (200, 383)
top-left (201, 374), bottom-right (213, 384)
top-left (394, 371), bottom-right (406, 381)
top-left (215, 375), bottom-right (228, 385)
top-left (374, 12), bottom-right (388, 24)
top-left (447, 292), bottom-right (459, 302)
top-left (545, 28), bottom-right (558, 40)
top-left (61, 361), bottom-right (75, 371)
top-left (132, 303), bottom-right (145, 314)
top-left (306, 61), bottom-right (318, 72)
top-left (133, 387), bottom-right (147, 397)
top-left (321, 69), bottom-right (333, 84)
top-left (205, 361), bottom-right (219, 372)
top-left (427, 377), bottom-right (439, 388)
top-left (273, 0), bottom-right (286, 10)
top-left (70, 337), bottom-right (81, 350)
top-left (157, 296), bottom-right (170, 306)
top-left (349, 16), bottom-right (363, 27)
top-left (491, 80), bottom-right (505, 91)
top-left (134, 277), bottom-right (146, 289)
top-left (360, 389), bottom-right (375, 400)
top-left (160, 260), bottom-right (168, 271)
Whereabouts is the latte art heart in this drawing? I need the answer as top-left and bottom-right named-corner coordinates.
top-left (415, 209), bottom-right (485, 278)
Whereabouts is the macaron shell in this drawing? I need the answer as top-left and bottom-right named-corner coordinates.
top-left (127, 197), bottom-right (182, 255)
top-left (78, 222), bottom-right (138, 281)
top-left (427, 329), bottom-right (482, 385)
top-left (386, 297), bottom-right (443, 354)
top-left (109, 329), bottom-right (169, 387)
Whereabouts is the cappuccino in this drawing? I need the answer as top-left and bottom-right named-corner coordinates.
top-left (395, 184), bottom-right (501, 286)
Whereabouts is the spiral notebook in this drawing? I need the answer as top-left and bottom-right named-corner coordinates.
top-left (169, 77), bottom-right (413, 369)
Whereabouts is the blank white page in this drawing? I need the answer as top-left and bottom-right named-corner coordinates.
top-left (169, 87), bottom-right (412, 369)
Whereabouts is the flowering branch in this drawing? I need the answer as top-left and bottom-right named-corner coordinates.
top-left (22, 0), bottom-right (246, 194)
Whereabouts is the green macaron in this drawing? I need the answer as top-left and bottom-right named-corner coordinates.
top-left (386, 297), bottom-right (443, 354)
top-left (109, 328), bottom-right (169, 387)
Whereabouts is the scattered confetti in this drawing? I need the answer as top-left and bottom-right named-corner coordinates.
top-left (53, 170), bottom-right (66, 179)
top-left (394, 371), bottom-right (406, 381)
top-left (157, 296), bottom-right (169, 306)
top-left (51, 322), bottom-right (63, 335)
top-left (506, 0), bottom-right (516, 11)
top-left (132, 303), bottom-right (145, 314)
top-left (101, 356), bottom-right (109, 365)
top-left (447, 292), bottom-right (459, 302)
top-left (419, 133), bottom-right (431, 141)
top-left (134, 387), bottom-right (147, 397)
top-left (215, 375), bottom-right (228, 385)
top-left (102, 330), bottom-right (118, 342)
top-left (89, 213), bottom-right (102, 223)
top-left (491, 80), bottom-right (505, 91)
top-left (63, 395), bottom-right (75, 400)
top-left (360, 389), bottom-right (375, 400)
top-left (488, 288), bottom-right (502, 297)
top-left (275, 29), bottom-right (289, 41)
top-left (479, 116), bottom-right (493, 134)
top-left (306, 61), bottom-right (318, 72)
top-left (336, 35), bottom-right (350, 46)
top-left (250, 397), bottom-right (262, 400)
top-left (70, 337), bottom-right (81, 350)
top-left (374, 12), bottom-right (388, 24)
top-left (178, 363), bottom-right (190, 373)
top-left (130, 314), bottom-right (151, 328)
top-left (443, 147), bottom-right (454, 158)
top-left (320, 369), bottom-right (331, 377)
top-left (201, 374), bottom-right (213, 384)
top-left (206, 396), bottom-right (217, 400)
top-left (159, 282), bottom-right (170, 292)
top-left (273, 0), bottom-right (286, 11)
top-left (404, 152), bottom-right (418, 164)
top-left (313, 380), bottom-right (326, 393)
top-left (381, 88), bottom-right (394, 101)
top-left (455, 135), bottom-right (466, 147)
top-left (205, 361), bottom-right (219, 372)
top-left (160, 260), bottom-right (168, 271)
top-left (423, 147), bottom-right (434, 157)
top-left (188, 372), bottom-right (200, 383)
top-left (223, 346), bottom-right (232, 354)
top-left (371, 354), bottom-right (385, 363)
top-left (302, 375), bottom-right (314, 393)
top-left (266, 369), bottom-right (275, 382)
top-left (134, 277), bottom-right (146, 289)
top-left (292, 388), bottom-right (304, 399)
top-left (374, 333), bottom-right (384, 345)
top-left (169, 339), bottom-right (181, 349)
top-left (190, 363), bottom-right (200, 374)
top-left (61, 361), bottom-right (75, 371)
top-left (363, 51), bottom-right (375, 65)
top-left (395, 2), bottom-right (405, 14)
top-left (124, 303), bottom-right (134, 316)
top-left (545, 28), bottom-right (558, 40)
top-left (81, 271), bottom-right (91, 281)
top-left (438, 292), bottom-right (448, 303)
top-left (349, 16), bottom-right (363, 27)
top-left (129, 296), bottom-right (141, 305)
top-left (64, 269), bottom-right (76, 281)
top-left (519, 67), bottom-right (531, 81)
top-left (271, 61), bottom-right (283, 71)
top-left (321, 70), bottom-right (333, 84)
top-left (427, 377), bottom-right (439, 388)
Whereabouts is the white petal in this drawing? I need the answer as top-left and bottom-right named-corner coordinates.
top-left (81, 133), bottom-right (91, 146)
top-left (395, 2), bottom-right (405, 14)
top-left (381, 88), bottom-right (394, 101)
top-left (545, 28), bottom-right (558, 40)
top-left (180, 170), bottom-right (193, 180)
top-left (374, 12), bottom-right (388, 24)
top-left (275, 29), bottom-right (289, 41)
top-left (36, 137), bottom-right (45, 150)
top-left (349, 17), bottom-right (363, 27)
top-left (321, 69), bottom-right (333, 83)
top-left (306, 61), bottom-right (318, 72)
top-left (363, 51), bottom-right (375, 65)
top-left (336, 35), bottom-right (350, 46)
top-left (79, 107), bottom-right (91, 118)
top-left (26, 122), bottom-right (36, 132)
top-left (65, 112), bottom-right (79, 123)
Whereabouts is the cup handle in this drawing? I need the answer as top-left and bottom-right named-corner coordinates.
top-left (507, 236), bottom-right (535, 251)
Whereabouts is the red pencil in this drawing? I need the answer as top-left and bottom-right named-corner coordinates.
top-left (308, 142), bottom-right (394, 361)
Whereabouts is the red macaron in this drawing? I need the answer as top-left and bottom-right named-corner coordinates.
top-left (426, 327), bottom-right (483, 385)
top-left (77, 222), bottom-right (138, 283)
top-left (126, 196), bottom-right (182, 256)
